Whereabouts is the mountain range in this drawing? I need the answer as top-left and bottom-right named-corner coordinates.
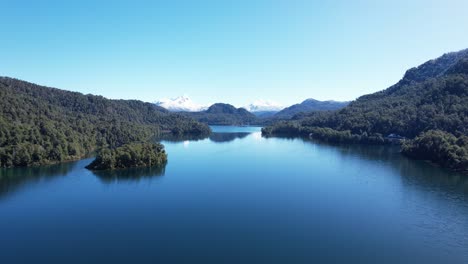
top-left (155, 96), bottom-right (284, 114)
top-left (182, 103), bottom-right (258, 125)
top-left (4, 48), bottom-right (466, 171)
top-left (154, 96), bottom-right (348, 120)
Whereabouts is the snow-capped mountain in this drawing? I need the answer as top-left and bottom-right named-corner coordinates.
top-left (245, 99), bottom-right (284, 112)
top-left (154, 95), bottom-right (208, 112)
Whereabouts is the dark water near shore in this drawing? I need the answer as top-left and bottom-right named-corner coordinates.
top-left (0, 126), bottom-right (467, 263)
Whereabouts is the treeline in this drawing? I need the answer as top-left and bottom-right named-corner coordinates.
top-left (402, 130), bottom-right (467, 171)
top-left (0, 77), bottom-right (210, 168)
top-left (263, 123), bottom-right (387, 144)
top-left (86, 142), bottom-right (167, 170)
top-left (263, 49), bottom-right (468, 172)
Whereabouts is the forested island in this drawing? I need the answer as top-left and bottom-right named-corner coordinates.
top-left (0, 77), bottom-right (210, 168)
top-left (85, 142), bottom-right (167, 170)
top-left (263, 49), bottom-right (468, 172)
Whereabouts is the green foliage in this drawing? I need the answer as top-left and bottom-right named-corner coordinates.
top-left (402, 130), bottom-right (467, 172)
top-left (262, 123), bottom-right (385, 144)
top-left (0, 77), bottom-right (210, 168)
top-left (85, 142), bottom-right (167, 170)
top-left (288, 73), bottom-right (467, 138)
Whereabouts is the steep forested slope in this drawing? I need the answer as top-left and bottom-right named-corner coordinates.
top-left (0, 77), bottom-right (210, 168)
top-left (263, 49), bottom-right (468, 171)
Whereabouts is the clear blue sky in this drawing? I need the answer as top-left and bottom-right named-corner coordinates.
top-left (1, 0), bottom-right (467, 106)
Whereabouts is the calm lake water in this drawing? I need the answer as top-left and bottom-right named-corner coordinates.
top-left (1, 126), bottom-right (467, 263)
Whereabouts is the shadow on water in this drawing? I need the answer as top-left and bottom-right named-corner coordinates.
top-left (268, 134), bottom-right (468, 195)
top-left (91, 163), bottom-right (167, 184)
top-left (300, 137), bottom-right (468, 195)
top-left (209, 132), bottom-right (250, 143)
top-left (155, 133), bottom-right (209, 143)
top-left (157, 132), bottom-right (251, 144)
top-left (0, 161), bottom-right (77, 199)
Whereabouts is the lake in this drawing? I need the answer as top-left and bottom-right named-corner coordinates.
top-left (0, 126), bottom-right (467, 263)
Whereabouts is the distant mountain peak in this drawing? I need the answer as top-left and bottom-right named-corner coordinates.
top-left (206, 103), bottom-right (249, 114)
top-left (245, 99), bottom-right (284, 112)
top-left (154, 95), bottom-right (208, 112)
top-left (303, 98), bottom-right (320, 103)
top-left (274, 98), bottom-right (349, 118)
top-left (183, 103), bottom-right (258, 125)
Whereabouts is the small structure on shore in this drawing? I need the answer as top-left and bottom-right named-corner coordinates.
top-left (386, 133), bottom-right (406, 143)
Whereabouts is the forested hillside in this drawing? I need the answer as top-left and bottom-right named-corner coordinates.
top-left (0, 77), bottom-right (210, 168)
top-left (183, 103), bottom-right (258, 125)
top-left (263, 49), bottom-right (468, 172)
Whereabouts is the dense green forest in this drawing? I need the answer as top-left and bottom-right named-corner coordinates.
top-left (263, 49), bottom-right (468, 172)
top-left (86, 142), bottom-right (167, 170)
top-left (183, 103), bottom-right (258, 125)
top-left (401, 130), bottom-right (467, 171)
top-left (0, 77), bottom-right (210, 168)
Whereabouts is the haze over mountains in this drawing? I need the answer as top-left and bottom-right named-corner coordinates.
top-left (154, 95), bottom-right (348, 119)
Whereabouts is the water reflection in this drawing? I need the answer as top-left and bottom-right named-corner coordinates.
top-left (304, 139), bottom-right (468, 195)
top-left (156, 133), bottom-right (209, 143)
top-left (209, 132), bottom-right (250, 143)
top-left (1, 127), bottom-right (467, 263)
top-left (157, 132), bottom-right (251, 143)
top-left (91, 164), bottom-right (166, 184)
top-left (0, 161), bottom-right (77, 199)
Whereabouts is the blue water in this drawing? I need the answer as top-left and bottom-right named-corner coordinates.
top-left (0, 126), bottom-right (467, 263)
